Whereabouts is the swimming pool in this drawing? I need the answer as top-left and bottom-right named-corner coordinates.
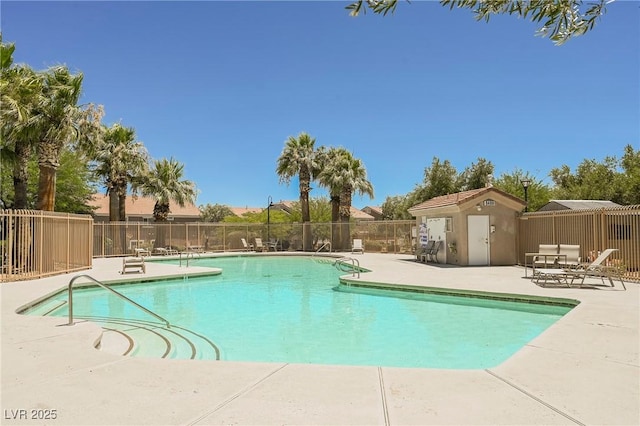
top-left (24, 255), bottom-right (573, 369)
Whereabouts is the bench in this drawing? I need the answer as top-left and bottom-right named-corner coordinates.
top-left (121, 257), bottom-right (146, 274)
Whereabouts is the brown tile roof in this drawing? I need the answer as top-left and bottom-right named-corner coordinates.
top-left (229, 206), bottom-right (263, 217)
top-left (90, 194), bottom-right (201, 218)
top-left (350, 206), bottom-right (375, 220)
top-left (409, 187), bottom-right (524, 211)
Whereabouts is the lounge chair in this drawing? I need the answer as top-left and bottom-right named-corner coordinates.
top-left (427, 240), bottom-right (443, 263)
top-left (121, 257), bottom-right (146, 274)
top-left (241, 238), bottom-right (254, 251)
top-left (534, 249), bottom-right (625, 289)
top-left (254, 238), bottom-right (266, 252)
top-left (267, 239), bottom-right (280, 251)
top-left (352, 239), bottom-right (364, 254)
top-left (558, 244), bottom-right (581, 267)
top-left (417, 240), bottom-right (435, 262)
top-left (154, 247), bottom-right (178, 256)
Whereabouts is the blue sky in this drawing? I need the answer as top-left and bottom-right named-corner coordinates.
top-left (2, 1), bottom-right (638, 209)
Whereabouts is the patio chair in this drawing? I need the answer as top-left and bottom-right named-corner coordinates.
top-left (417, 240), bottom-right (435, 262)
top-left (533, 244), bottom-right (559, 268)
top-left (254, 238), bottom-right (266, 252)
top-left (352, 239), bottom-right (364, 254)
top-left (154, 247), bottom-right (178, 256)
top-left (241, 238), bottom-right (254, 251)
top-left (534, 248), bottom-right (625, 289)
top-left (427, 240), bottom-right (443, 263)
top-left (267, 239), bottom-right (280, 251)
top-left (558, 244), bottom-right (581, 267)
top-left (120, 257), bottom-right (146, 274)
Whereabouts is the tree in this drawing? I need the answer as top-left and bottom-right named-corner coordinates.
top-left (381, 194), bottom-right (413, 220)
top-left (276, 132), bottom-right (321, 251)
top-left (346, 0), bottom-right (610, 45)
top-left (93, 123), bottom-right (148, 221)
top-left (493, 168), bottom-right (551, 212)
top-left (619, 144), bottom-right (640, 205)
top-left (200, 203), bottom-right (233, 222)
top-left (332, 150), bottom-right (374, 250)
top-left (410, 157), bottom-right (458, 205)
top-left (1, 37), bottom-right (41, 209)
top-left (550, 156), bottom-right (621, 202)
top-left (32, 66), bottom-right (103, 211)
top-left (137, 157), bottom-right (196, 222)
top-left (456, 157), bottom-right (495, 191)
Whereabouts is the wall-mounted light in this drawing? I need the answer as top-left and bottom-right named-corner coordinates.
top-left (476, 204), bottom-right (482, 211)
top-left (490, 225), bottom-right (496, 233)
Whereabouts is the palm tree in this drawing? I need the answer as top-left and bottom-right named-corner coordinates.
top-left (276, 132), bottom-right (320, 251)
top-left (137, 158), bottom-right (196, 222)
top-left (335, 151), bottom-right (374, 250)
top-left (316, 147), bottom-right (349, 249)
top-left (1, 38), bottom-right (41, 209)
top-left (33, 66), bottom-right (102, 211)
top-left (93, 123), bottom-right (149, 221)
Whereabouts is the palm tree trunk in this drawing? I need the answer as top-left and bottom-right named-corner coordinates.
top-left (36, 163), bottom-right (57, 211)
top-left (108, 191), bottom-right (118, 222)
top-left (36, 141), bottom-right (61, 211)
top-left (300, 174), bottom-right (313, 252)
top-left (330, 195), bottom-right (340, 250)
top-left (118, 193), bottom-right (127, 221)
top-left (12, 143), bottom-right (31, 209)
top-left (339, 187), bottom-right (353, 251)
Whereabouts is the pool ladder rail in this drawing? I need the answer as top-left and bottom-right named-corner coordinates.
top-left (67, 274), bottom-right (170, 328)
top-left (179, 251), bottom-right (201, 268)
top-left (334, 257), bottom-right (361, 278)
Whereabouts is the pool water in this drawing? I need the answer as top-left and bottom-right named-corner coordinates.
top-left (25, 256), bottom-right (572, 369)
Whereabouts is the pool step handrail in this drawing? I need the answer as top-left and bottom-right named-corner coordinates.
top-left (314, 242), bottom-right (332, 254)
top-left (179, 251), bottom-right (201, 267)
top-left (67, 274), bottom-right (170, 328)
top-left (334, 257), bottom-right (360, 278)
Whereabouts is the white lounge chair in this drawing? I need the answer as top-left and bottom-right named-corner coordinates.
top-left (534, 248), bottom-right (625, 289)
top-left (254, 238), bottom-right (266, 252)
top-left (352, 239), bottom-right (364, 254)
top-left (241, 238), bottom-right (253, 251)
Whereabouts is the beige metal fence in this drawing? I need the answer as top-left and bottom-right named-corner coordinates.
top-left (92, 220), bottom-right (417, 257)
top-left (4, 207), bottom-right (637, 283)
top-left (1, 209), bottom-right (93, 282)
top-left (518, 205), bottom-right (640, 282)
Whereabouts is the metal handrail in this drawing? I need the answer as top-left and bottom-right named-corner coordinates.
top-left (67, 274), bottom-right (170, 328)
top-left (334, 257), bottom-right (360, 278)
top-left (179, 251), bottom-right (201, 267)
top-left (314, 242), bottom-right (332, 254)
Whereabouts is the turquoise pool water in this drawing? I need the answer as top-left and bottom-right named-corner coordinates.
top-left (25, 256), bottom-right (572, 369)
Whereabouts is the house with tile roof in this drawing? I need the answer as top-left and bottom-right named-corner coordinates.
top-left (90, 194), bottom-right (201, 223)
top-left (537, 200), bottom-right (621, 211)
top-left (361, 206), bottom-right (383, 220)
top-left (408, 187), bottom-right (526, 266)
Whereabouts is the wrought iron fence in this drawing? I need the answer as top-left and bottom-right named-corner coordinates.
top-left (1, 209), bottom-right (93, 282)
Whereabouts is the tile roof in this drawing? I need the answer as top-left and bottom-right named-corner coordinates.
top-left (229, 206), bottom-right (263, 217)
top-left (409, 187), bottom-right (525, 211)
top-left (90, 194), bottom-right (200, 218)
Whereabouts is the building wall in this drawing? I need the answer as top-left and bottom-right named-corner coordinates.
top-left (413, 194), bottom-right (521, 266)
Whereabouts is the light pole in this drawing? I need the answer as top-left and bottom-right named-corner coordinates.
top-left (267, 195), bottom-right (273, 242)
top-left (521, 179), bottom-right (531, 212)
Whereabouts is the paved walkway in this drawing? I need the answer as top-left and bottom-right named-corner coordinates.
top-left (1, 253), bottom-right (638, 425)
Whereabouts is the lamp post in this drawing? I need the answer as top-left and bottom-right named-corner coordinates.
top-left (521, 179), bottom-right (531, 212)
top-left (267, 195), bottom-right (273, 242)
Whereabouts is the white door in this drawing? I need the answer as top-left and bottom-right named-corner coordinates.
top-left (468, 215), bottom-right (490, 266)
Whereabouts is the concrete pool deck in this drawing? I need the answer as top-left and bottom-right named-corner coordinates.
top-left (1, 253), bottom-right (638, 425)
